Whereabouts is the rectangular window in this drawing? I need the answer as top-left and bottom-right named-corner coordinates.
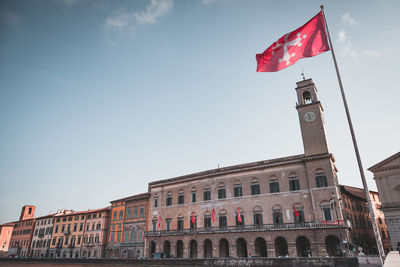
top-left (63, 217), bottom-right (67, 222)
top-left (234, 185), bottom-right (242, 197)
top-left (116, 232), bottom-right (121, 243)
top-left (254, 213), bottom-right (263, 226)
top-left (110, 232), bottom-right (115, 244)
top-left (64, 236), bottom-right (69, 245)
top-left (79, 223), bottom-right (83, 231)
top-left (204, 217), bottom-right (211, 228)
top-left (269, 179), bottom-right (280, 193)
top-left (219, 216), bottom-right (227, 228)
top-left (178, 193), bottom-right (184, 205)
top-left (119, 210), bottom-right (123, 220)
top-left (166, 195), bottom-right (172, 206)
top-left (96, 223), bottom-right (101, 230)
top-left (139, 206), bottom-right (144, 217)
top-left (203, 190), bottom-right (211, 201)
top-left (55, 226), bottom-right (59, 233)
top-left (190, 217), bottom-right (197, 230)
top-left (138, 231), bottom-right (142, 241)
top-left (73, 224), bottom-right (77, 232)
top-left (316, 172), bottom-right (328, 188)
top-left (273, 211), bottom-right (283, 224)
top-left (192, 192), bottom-right (196, 202)
top-left (235, 215), bottom-right (244, 227)
top-left (251, 183), bottom-right (260, 195)
top-left (294, 210), bottom-right (305, 223)
top-left (218, 188), bottom-right (226, 199)
top-left (52, 238), bottom-right (56, 246)
top-left (289, 177), bottom-right (300, 191)
top-left (154, 198), bottom-right (158, 208)
top-left (127, 208), bottom-right (132, 218)
top-left (68, 217), bottom-right (72, 221)
top-left (166, 219), bottom-right (171, 231)
top-left (92, 223), bottom-right (95, 230)
top-left (152, 220), bottom-right (157, 232)
top-left (113, 211), bottom-right (117, 220)
top-left (177, 218), bottom-right (184, 231)
top-left (322, 206), bottom-right (332, 221)
top-left (134, 207), bottom-right (138, 218)
top-left (61, 225), bottom-right (65, 233)
top-left (87, 215), bottom-right (91, 219)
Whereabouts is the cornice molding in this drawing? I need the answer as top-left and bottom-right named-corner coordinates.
top-left (149, 153), bottom-right (333, 188)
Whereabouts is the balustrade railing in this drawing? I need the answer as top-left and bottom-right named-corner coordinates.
top-left (145, 221), bottom-right (347, 236)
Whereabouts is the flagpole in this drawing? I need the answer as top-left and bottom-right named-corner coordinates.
top-left (320, 5), bottom-right (385, 265)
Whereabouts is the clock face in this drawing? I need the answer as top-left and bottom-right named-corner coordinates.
top-left (304, 111), bottom-right (316, 123)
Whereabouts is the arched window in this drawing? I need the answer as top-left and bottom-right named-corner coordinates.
top-left (178, 190), bottom-right (184, 205)
top-left (203, 186), bottom-right (211, 201)
top-left (321, 201), bottom-right (332, 221)
top-left (235, 208), bottom-right (244, 228)
top-left (204, 211), bottom-right (212, 228)
top-left (251, 178), bottom-right (260, 195)
top-left (293, 203), bottom-right (305, 223)
top-left (190, 213), bottom-right (197, 230)
top-left (303, 91), bottom-right (312, 104)
top-left (218, 183), bottom-right (226, 199)
top-left (272, 204), bottom-right (283, 224)
top-left (270, 176), bottom-right (280, 193)
top-left (289, 173), bottom-right (300, 191)
top-left (316, 169), bottom-right (328, 188)
top-left (219, 210), bottom-right (227, 229)
top-left (253, 206), bottom-right (263, 226)
top-left (191, 187), bottom-right (197, 203)
top-left (234, 181), bottom-right (242, 197)
top-left (166, 192), bottom-right (172, 206)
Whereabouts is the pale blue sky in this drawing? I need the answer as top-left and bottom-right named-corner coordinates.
top-left (1, 0), bottom-right (399, 224)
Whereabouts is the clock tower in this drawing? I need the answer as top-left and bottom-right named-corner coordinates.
top-left (296, 78), bottom-right (330, 156)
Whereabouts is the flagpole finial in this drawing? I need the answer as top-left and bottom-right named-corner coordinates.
top-left (301, 69), bottom-right (305, 80)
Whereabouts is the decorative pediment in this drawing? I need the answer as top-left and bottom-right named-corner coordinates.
top-left (368, 152), bottom-right (400, 173)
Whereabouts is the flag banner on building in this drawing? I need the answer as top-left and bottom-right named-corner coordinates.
top-left (191, 213), bottom-right (195, 224)
top-left (157, 216), bottom-right (161, 229)
top-left (211, 208), bottom-right (215, 222)
top-left (237, 208), bottom-right (242, 223)
top-left (293, 204), bottom-right (300, 217)
top-left (256, 11), bottom-right (329, 72)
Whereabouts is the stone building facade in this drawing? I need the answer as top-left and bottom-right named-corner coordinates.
top-left (0, 223), bottom-right (14, 256)
top-left (106, 193), bottom-right (149, 259)
top-left (30, 214), bottom-right (54, 258)
top-left (81, 207), bottom-right (110, 258)
top-left (340, 185), bottom-right (392, 254)
top-left (145, 79), bottom-right (349, 258)
top-left (369, 152), bottom-right (400, 251)
top-left (7, 205), bottom-right (36, 257)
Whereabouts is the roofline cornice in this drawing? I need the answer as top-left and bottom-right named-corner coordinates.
top-left (149, 153), bottom-right (334, 188)
top-left (368, 152), bottom-right (400, 172)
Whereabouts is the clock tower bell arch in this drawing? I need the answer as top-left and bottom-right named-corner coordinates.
top-left (295, 78), bottom-right (330, 156)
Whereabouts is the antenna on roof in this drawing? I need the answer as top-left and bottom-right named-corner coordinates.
top-left (301, 68), bottom-right (306, 80)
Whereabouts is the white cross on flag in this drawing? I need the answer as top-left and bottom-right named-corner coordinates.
top-left (256, 11), bottom-right (329, 72)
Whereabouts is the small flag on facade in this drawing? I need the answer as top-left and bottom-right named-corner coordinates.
top-left (157, 215), bottom-right (161, 229)
top-left (256, 11), bottom-right (329, 72)
top-left (211, 208), bottom-right (215, 223)
top-left (237, 208), bottom-right (242, 223)
top-left (191, 213), bottom-right (195, 224)
top-left (293, 204), bottom-right (300, 217)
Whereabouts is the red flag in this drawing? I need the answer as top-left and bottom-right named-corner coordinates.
top-left (211, 208), bottom-right (215, 223)
top-left (293, 204), bottom-right (300, 217)
top-left (191, 213), bottom-right (195, 224)
top-left (237, 208), bottom-right (242, 223)
top-left (256, 11), bottom-right (329, 72)
top-left (157, 216), bottom-right (161, 229)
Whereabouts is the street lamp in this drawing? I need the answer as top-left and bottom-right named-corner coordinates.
top-left (330, 193), bottom-right (346, 256)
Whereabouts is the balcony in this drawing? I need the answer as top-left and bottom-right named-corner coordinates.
top-left (63, 230), bottom-right (70, 235)
top-left (145, 221), bottom-right (349, 237)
